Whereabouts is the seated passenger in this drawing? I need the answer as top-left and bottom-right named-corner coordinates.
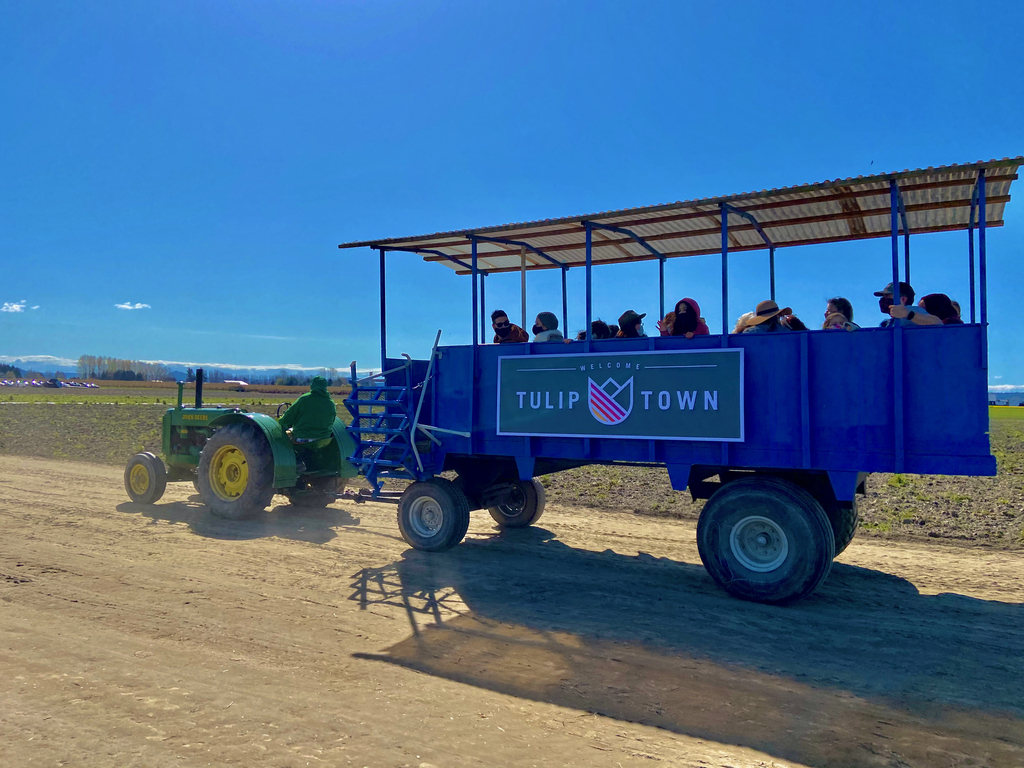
top-left (875, 281), bottom-right (941, 326)
top-left (824, 312), bottom-right (856, 330)
top-left (569, 319), bottom-right (612, 342)
top-left (491, 309), bottom-right (529, 344)
top-left (951, 299), bottom-right (963, 320)
top-left (658, 298), bottom-right (710, 338)
top-left (277, 376), bottom-right (336, 441)
top-left (743, 300), bottom-right (793, 333)
top-left (781, 315), bottom-right (808, 331)
top-left (616, 310), bottom-right (647, 338)
top-left (919, 293), bottom-right (964, 325)
top-left (607, 324), bottom-right (619, 337)
top-left (532, 312), bottom-right (564, 342)
top-left (822, 296), bottom-right (859, 329)
top-left (732, 312), bottom-right (757, 334)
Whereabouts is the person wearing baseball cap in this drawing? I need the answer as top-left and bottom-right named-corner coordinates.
top-left (743, 299), bottom-right (793, 333)
top-left (874, 281), bottom-right (941, 327)
top-left (616, 309), bottom-right (647, 338)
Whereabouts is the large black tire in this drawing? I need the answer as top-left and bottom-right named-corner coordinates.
top-left (197, 423), bottom-right (275, 520)
top-left (124, 452), bottom-right (167, 504)
top-left (397, 478), bottom-right (471, 552)
top-left (826, 498), bottom-right (859, 556)
top-left (487, 478), bottom-right (546, 528)
top-left (696, 476), bottom-right (836, 605)
top-left (285, 476), bottom-right (344, 508)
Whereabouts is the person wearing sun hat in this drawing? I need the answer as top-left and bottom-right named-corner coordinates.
top-left (616, 309), bottom-right (647, 338)
top-left (743, 299), bottom-right (794, 333)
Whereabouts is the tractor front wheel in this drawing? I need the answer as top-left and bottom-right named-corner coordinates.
top-left (197, 423), bottom-right (275, 520)
top-left (124, 452), bottom-right (167, 504)
top-left (397, 478), bottom-right (471, 552)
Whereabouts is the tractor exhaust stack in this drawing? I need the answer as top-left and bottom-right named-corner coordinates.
top-left (195, 368), bottom-right (204, 409)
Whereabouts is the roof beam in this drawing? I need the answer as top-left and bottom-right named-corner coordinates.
top-left (423, 194), bottom-right (1011, 263)
top-left (450, 220), bottom-right (1005, 274)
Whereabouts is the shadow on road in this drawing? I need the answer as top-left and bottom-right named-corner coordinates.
top-left (116, 498), bottom-right (360, 544)
top-left (350, 527), bottom-right (1024, 768)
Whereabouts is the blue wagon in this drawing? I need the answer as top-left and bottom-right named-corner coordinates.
top-left (339, 158), bottom-right (1020, 604)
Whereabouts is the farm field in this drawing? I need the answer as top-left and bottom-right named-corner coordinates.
top-left (0, 455), bottom-right (1021, 767)
top-left (2, 403), bottom-right (1022, 548)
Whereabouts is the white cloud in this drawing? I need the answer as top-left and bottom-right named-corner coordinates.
top-left (989, 384), bottom-right (1024, 393)
top-left (994, 375), bottom-right (1003, 379)
top-left (115, 302), bottom-right (151, 310)
top-left (31, 306), bottom-right (39, 310)
top-left (2, 300), bottom-right (27, 313)
top-left (0, 354), bottom-right (78, 367)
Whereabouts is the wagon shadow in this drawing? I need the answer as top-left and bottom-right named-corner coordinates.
top-left (115, 499), bottom-right (360, 544)
top-left (349, 528), bottom-right (1024, 768)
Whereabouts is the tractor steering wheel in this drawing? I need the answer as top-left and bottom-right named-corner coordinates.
top-left (276, 402), bottom-right (291, 418)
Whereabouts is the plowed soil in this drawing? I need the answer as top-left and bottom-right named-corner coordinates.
top-left (1, 456), bottom-right (1022, 768)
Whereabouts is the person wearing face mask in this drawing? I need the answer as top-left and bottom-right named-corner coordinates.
top-left (491, 309), bottom-right (529, 344)
top-left (532, 312), bottom-right (564, 342)
top-left (657, 298), bottom-right (710, 338)
top-left (616, 310), bottom-right (647, 338)
top-left (874, 282), bottom-right (941, 327)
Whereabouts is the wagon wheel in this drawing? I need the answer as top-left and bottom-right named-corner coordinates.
top-left (696, 476), bottom-right (835, 604)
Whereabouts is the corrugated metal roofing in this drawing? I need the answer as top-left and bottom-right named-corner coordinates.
top-left (338, 158), bottom-right (1021, 275)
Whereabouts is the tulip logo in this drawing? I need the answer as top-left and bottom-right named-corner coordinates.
top-left (588, 377), bottom-right (634, 425)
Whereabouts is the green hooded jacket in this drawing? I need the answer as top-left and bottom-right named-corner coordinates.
top-left (277, 376), bottom-right (336, 439)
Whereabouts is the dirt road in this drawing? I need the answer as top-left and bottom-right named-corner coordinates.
top-left (1, 456), bottom-right (1022, 768)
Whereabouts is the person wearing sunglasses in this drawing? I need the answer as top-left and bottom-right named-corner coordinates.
top-left (490, 309), bottom-right (529, 344)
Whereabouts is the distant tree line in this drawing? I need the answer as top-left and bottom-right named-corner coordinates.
top-left (76, 355), bottom-right (172, 381)
top-left (1, 363), bottom-right (23, 377)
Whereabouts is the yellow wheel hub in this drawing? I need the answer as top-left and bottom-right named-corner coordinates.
top-left (129, 463), bottom-right (150, 495)
top-left (209, 445), bottom-right (249, 501)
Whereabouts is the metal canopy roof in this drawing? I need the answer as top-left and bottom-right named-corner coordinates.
top-left (338, 158), bottom-right (1021, 275)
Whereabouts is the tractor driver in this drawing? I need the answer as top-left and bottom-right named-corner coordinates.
top-left (278, 375), bottom-right (337, 442)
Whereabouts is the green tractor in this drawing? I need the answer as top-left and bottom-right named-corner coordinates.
top-left (124, 370), bottom-right (358, 518)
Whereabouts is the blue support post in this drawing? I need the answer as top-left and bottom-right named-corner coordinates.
top-left (561, 267), bottom-right (568, 337)
top-left (480, 271), bottom-right (487, 341)
top-left (979, 170), bottom-right (988, 368)
top-left (659, 256), bottom-right (665, 324)
top-left (890, 179), bottom-right (904, 473)
top-left (897, 188), bottom-right (910, 284)
top-left (378, 248), bottom-right (387, 370)
top-left (471, 239), bottom-right (479, 347)
top-left (969, 183), bottom-right (978, 324)
top-left (585, 223), bottom-right (593, 344)
top-left (769, 246), bottom-right (776, 302)
top-left (720, 205), bottom-right (729, 336)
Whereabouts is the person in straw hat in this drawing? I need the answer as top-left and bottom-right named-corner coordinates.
top-left (743, 300), bottom-right (794, 333)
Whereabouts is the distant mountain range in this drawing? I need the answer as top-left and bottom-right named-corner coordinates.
top-left (0, 355), bottom-right (377, 381)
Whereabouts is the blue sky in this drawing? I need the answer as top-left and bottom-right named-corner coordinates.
top-left (1, 1), bottom-right (1022, 384)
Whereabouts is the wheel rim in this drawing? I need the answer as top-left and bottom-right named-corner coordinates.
top-left (209, 445), bottom-right (249, 501)
top-left (407, 495), bottom-right (444, 538)
top-left (497, 484), bottom-right (526, 518)
top-left (729, 515), bottom-right (789, 572)
top-left (129, 464), bottom-right (150, 495)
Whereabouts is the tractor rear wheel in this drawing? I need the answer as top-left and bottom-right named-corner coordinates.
top-left (696, 476), bottom-right (835, 605)
top-left (487, 478), bottom-right (546, 528)
top-left (124, 452), bottom-right (167, 504)
top-left (397, 478), bottom-right (471, 552)
top-left (285, 477), bottom-right (344, 508)
top-left (197, 423), bottom-right (275, 520)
